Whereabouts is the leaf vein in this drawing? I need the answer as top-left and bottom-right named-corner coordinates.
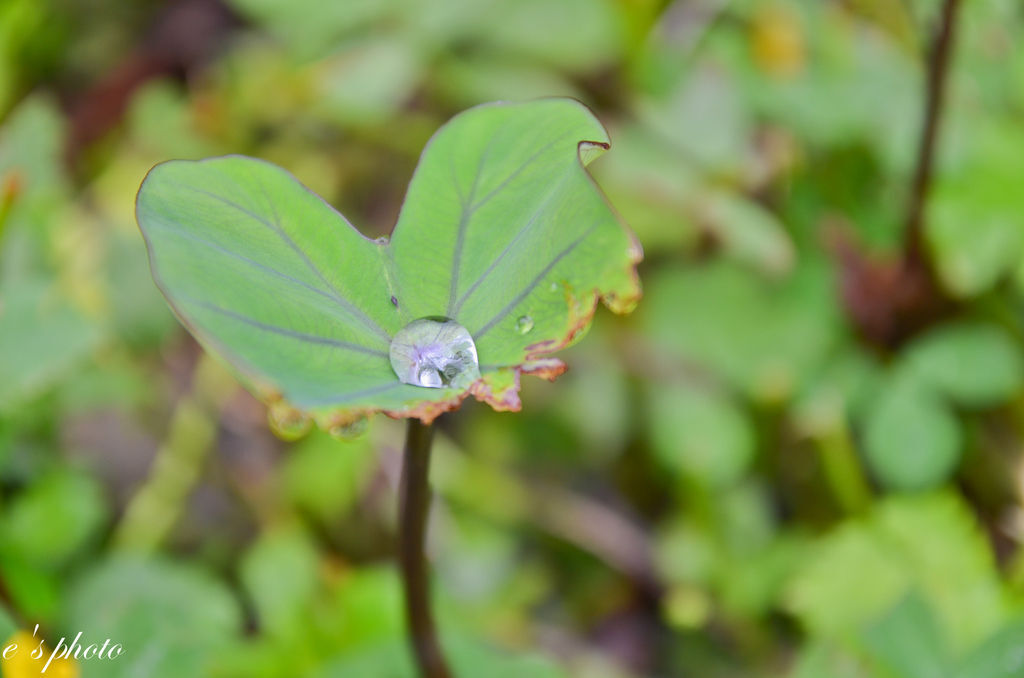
top-left (149, 219), bottom-right (345, 311)
top-left (188, 299), bottom-right (388, 358)
top-left (451, 172), bottom-right (570, 316)
top-left (445, 136), bottom-right (562, 316)
top-left (172, 181), bottom-right (391, 343)
top-left (445, 141), bottom-right (493, 315)
top-left (473, 223), bottom-right (598, 341)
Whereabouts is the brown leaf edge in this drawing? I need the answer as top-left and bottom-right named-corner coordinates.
top-left (464, 136), bottom-right (643, 419)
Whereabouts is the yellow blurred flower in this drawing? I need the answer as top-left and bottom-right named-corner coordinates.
top-left (751, 3), bottom-right (806, 78)
top-left (2, 631), bottom-right (79, 678)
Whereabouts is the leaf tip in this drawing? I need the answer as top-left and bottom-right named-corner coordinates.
top-left (578, 139), bottom-right (611, 166)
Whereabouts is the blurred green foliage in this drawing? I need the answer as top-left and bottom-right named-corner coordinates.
top-left (1, 0), bottom-right (1024, 676)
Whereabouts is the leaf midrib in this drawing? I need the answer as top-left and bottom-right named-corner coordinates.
top-left (450, 171), bottom-right (573, 318)
top-left (473, 222), bottom-right (598, 341)
top-left (444, 136), bottom-right (564, 317)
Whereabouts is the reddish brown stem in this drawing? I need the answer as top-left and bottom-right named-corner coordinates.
top-left (399, 418), bottom-right (453, 678)
top-left (904, 0), bottom-right (963, 264)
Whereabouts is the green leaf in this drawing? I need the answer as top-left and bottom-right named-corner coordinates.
top-left (740, 544), bottom-right (815, 621)
top-left (328, 567), bottom-right (405, 650)
top-left (860, 593), bottom-right (951, 678)
top-left (787, 520), bottom-right (911, 640)
top-left (0, 552), bottom-right (60, 621)
top-left (789, 641), bottom-right (872, 678)
top-left (105, 232), bottom-right (177, 349)
top-left (793, 345), bottom-right (882, 436)
top-left (283, 431), bottom-right (375, 521)
top-left (126, 82), bottom-right (216, 160)
top-left (646, 381), bottom-right (755, 487)
top-left (955, 618), bottom-right (1024, 678)
top-left (904, 322), bottom-right (1024, 408)
top-left (863, 374), bottom-right (962, 491)
top-left (316, 636), bottom-right (568, 678)
top-left (64, 557), bottom-right (242, 678)
top-left (927, 118), bottom-right (1024, 298)
top-left (136, 99), bottom-right (640, 427)
top-left (786, 492), bottom-right (1006, 653)
top-left (0, 95), bottom-right (67, 215)
top-left (225, 0), bottom-right (396, 60)
top-left (643, 261), bottom-right (837, 402)
top-left (637, 61), bottom-right (751, 172)
top-left (240, 525), bottom-right (321, 639)
top-left (0, 95), bottom-right (69, 281)
top-left (470, 0), bottom-right (624, 73)
top-left (1, 468), bottom-right (107, 567)
top-left (0, 601), bottom-right (15, 642)
top-left (929, 197), bottom-right (1023, 299)
top-left (698, 189), bottom-right (795, 276)
top-left (0, 279), bottom-right (103, 411)
top-left (875, 495), bottom-right (1008, 654)
top-left (436, 56), bottom-right (581, 108)
top-left (313, 37), bottom-right (423, 124)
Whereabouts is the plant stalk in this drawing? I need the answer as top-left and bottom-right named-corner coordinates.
top-left (399, 418), bottom-right (452, 678)
top-left (815, 419), bottom-right (871, 515)
top-left (903, 0), bottom-right (962, 264)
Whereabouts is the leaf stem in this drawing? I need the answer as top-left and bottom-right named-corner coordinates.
top-left (903, 0), bottom-right (963, 264)
top-left (399, 418), bottom-right (452, 678)
top-left (815, 418), bottom-right (872, 515)
top-left (113, 353), bottom-right (236, 551)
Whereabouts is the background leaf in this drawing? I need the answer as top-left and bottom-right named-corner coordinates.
top-left (787, 492), bottom-right (1007, 653)
top-left (0, 279), bottom-right (103, 412)
top-left (0, 468), bottom-right (107, 567)
top-left (904, 322), bottom-right (1024, 408)
top-left (863, 374), bottom-right (962, 491)
top-left (64, 557), bottom-right (242, 678)
top-left (954, 618), bottom-right (1024, 678)
top-left (860, 593), bottom-right (951, 678)
top-left (646, 381), bottom-right (755, 487)
top-left (316, 636), bottom-right (569, 678)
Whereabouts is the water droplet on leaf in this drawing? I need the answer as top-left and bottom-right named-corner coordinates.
top-left (389, 317), bottom-right (480, 389)
top-left (515, 315), bottom-right (534, 334)
top-left (328, 416), bottom-right (368, 440)
top-left (268, 403), bottom-right (312, 440)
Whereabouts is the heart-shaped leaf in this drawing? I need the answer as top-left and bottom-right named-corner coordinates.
top-left (136, 99), bottom-right (640, 429)
top-left (863, 373), bottom-right (962, 491)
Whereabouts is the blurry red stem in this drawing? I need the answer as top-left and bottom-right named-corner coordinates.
top-left (399, 418), bottom-right (453, 678)
top-left (904, 0), bottom-right (962, 264)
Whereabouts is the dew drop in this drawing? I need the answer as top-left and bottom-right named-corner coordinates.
top-left (328, 416), bottom-right (368, 440)
top-left (389, 317), bottom-right (481, 389)
top-left (267, 403), bottom-right (312, 441)
top-left (515, 315), bottom-right (534, 334)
